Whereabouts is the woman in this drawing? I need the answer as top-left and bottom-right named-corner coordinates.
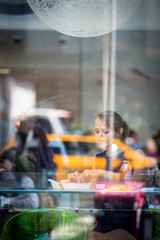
top-left (18, 118), bottom-right (57, 184)
top-left (17, 118), bottom-right (58, 208)
top-left (0, 148), bottom-right (39, 209)
top-left (68, 110), bottom-right (130, 183)
top-left (68, 110), bottom-right (137, 240)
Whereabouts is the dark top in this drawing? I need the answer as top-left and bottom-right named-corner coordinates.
top-left (0, 171), bottom-right (24, 197)
top-left (17, 145), bottom-right (57, 188)
top-left (96, 150), bottom-right (124, 172)
top-left (94, 150), bottom-right (136, 237)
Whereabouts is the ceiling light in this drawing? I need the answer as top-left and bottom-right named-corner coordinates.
top-left (27, 0), bottom-right (142, 38)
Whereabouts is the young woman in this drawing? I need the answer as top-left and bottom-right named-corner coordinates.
top-left (0, 148), bottom-right (39, 209)
top-left (67, 110), bottom-right (138, 240)
top-left (68, 110), bottom-right (130, 183)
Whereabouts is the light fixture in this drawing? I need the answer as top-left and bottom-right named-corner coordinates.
top-left (27, 0), bottom-right (142, 38)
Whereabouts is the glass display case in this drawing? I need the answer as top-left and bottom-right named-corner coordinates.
top-left (0, 171), bottom-right (160, 239)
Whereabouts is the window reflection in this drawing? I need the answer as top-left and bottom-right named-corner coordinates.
top-left (0, 1), bottom-right (160, 239)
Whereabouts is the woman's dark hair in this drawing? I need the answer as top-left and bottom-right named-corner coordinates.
top-left (37, 117), bottom-right (52, 134)
top-left (0, 148), bottom-right (17, 163)
top-left (33, 119), bottom-right (48, 148)
top-left (96, 110), bottom-right (129, 141)
top-left (30, 118), bottom-right (57, 172)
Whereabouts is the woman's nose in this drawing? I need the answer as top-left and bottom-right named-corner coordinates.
top-left (98, 131), bottom-right (104, 137)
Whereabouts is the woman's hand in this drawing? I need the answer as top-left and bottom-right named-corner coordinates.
top-left (67, 169), bottom-right (120, 183)
top-left (67, 171), bottom-right (80, 183)
top-left (67, 171), bottom-right (89, 183)
top-left (81, 169), bottom-right (106, 183)
top-left (81, 169), bottom-right (120, 183)
top-left (67, 169), bottom-right (105, 183)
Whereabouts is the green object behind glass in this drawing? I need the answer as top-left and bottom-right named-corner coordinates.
top-left (1, 209), bottom-right (96, 240)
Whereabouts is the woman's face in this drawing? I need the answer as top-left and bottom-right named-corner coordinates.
top-left (1, 159), bottom-right (14, 171)
top-left (94, 117), bottom-right (115, 148)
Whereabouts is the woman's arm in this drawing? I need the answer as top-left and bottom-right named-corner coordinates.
top-left (11, 175), bottom-right (39, 209)
top-left (81, 169), bottom-right (120, 183)
top-left (68, 169), bottom-right (120, 183)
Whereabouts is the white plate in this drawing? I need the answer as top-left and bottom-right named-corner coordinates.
top-left (60, 182), bottom-right (92, 190)
top-left (48, 179), bottom-right (61, 189)
top-left (48, 179), bottom-right (92, 190)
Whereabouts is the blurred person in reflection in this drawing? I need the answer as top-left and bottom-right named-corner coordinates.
top-left (142, 138), bottom-right (159, 187)
top-left (17, 118), bottom-right (57, 184)
top-left (146, 138), bottom-right (159, 159)
top-left (152, 129), bottom-right (160, 162)
top-left (0, 148), bottom-right (39, 209)
top-left (142, 138), bottom-right (160, 210)
top-left (126, 129), bottom-right (142, 151)
top-left (143, 161), bottom-right (160, 218)
top-left (143, 135), bottom-right (160, 240)
top-left (17, 118), bottom-right (58, 208)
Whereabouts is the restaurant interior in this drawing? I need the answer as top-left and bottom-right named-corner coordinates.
top-left (0, 0), bottom-right (160, 239)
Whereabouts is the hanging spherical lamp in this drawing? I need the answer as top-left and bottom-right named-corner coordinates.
top-left (27, 0), bottom-right (142, 37)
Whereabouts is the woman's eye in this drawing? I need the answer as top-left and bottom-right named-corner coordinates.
top-left (104, 131), bottom-right (109, 134)
top-left (95, 129), bottom-right (99, 133)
